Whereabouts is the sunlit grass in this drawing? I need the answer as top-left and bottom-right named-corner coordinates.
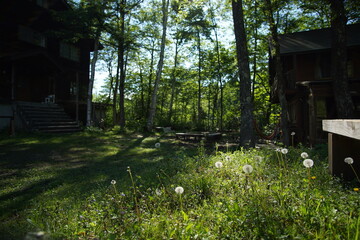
top-left (0, 131), bottom-right (359, 239)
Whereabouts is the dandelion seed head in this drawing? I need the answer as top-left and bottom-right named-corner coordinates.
top-left (175, 186), bottom-right (184, 194)
top-left (111, 180), bottom-right (116, 185)
top-left (281, 148), bottom-right (288, 154)
top-left (225, 155), bottom-right (231, 161)
top-left (301, 152), bottom-right (309, 159)
top-left (303, 159), bottom-right (314, 168)
top-left (243, 164), bottom-right (253, 174)
top-left (291, 132), bottom-right (295, 136)
top-left (155, 142), bottom-right (161, 148)
top-left (344, 157), bottom-right (354, 165)
top-left (215, 161), bottom-right (223, 168)
top-left (155, 188), bottom-right (162, 196)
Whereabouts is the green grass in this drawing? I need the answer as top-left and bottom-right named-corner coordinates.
top-left (0, 131), bottom-right (359, 239)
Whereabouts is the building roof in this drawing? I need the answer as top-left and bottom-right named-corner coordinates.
top-left (279, 23), bottom-right (360, 54)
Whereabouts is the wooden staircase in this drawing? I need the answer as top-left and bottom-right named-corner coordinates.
top-left (17, 102), bottom-right (81, 133)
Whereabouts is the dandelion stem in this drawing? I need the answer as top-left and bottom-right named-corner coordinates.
top-left (127, 167), bottom-right (141, 221)
top-left (350, 165), bottom-right (360, 184)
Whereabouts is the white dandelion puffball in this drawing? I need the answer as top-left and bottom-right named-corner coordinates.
top-left (281, 148), bottom-right (288, 154)
top-left (344, 157), bottom-right (354, 165)
top-left (254, 155), bottom-right (263, 162)
top-left (175, 186), bottom-right (184, 194)
top-left (155, 188), bottom-right (162, 196)
top-left (301, 152), bottom-right (309, 159)
top-left (243, 164), bottom-right (253, 174)
top-left (303, 159), bottom-right (314, 168)
top-left (215, 161), bottom-right (223, 168)
top-left (225, 155), bottom-right (231, 161)
top-left (291, 132), bottom-right (295, 136)
top-left (111, 180), bottom-right (116, 185)
top-left (155, 142), bottom-right (161, 148)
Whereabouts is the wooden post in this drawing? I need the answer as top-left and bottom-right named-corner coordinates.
top-left (308, 88), bottom-right (316, 146)
top-left (76, 72), bottom-right (79, 122)
top-left (11, 63), bottom-right (16, 100)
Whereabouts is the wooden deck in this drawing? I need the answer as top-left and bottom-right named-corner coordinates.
top-left (323, 120), bottom-right (360, 180)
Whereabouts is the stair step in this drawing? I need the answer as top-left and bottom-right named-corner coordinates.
top-left (33, 121), bottom-right (78, 126)
top-left (17, 101), bottom-right (82, 133)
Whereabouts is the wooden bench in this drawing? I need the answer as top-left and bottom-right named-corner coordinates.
top-left (322, 120), bottom-right (360, 180)
top-left (176, 133), bottom-right (204, 141)
top-left (175, 132), bottom-right (222, 142)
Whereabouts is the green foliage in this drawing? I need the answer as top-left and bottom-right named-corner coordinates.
top-left (1, 133), bottom-right (359, 239)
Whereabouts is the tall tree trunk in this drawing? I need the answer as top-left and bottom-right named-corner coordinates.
top-left (168, 39), bottom-right (179, 124)
top-left (113, 61), bottom-right (120, 125)
top-left (231, 0), bottom-right (255, 148)
top-left (118, 0), bottom-right (127, 130)
top-left (86, 36), bottom-right (100, 127)
top-left (147, 44), bottom-right (155, 116)
top-left (197, 29), bottom-right (202, 129)
top-left (329, 0), bottom-right (354, 118)
top-left (264, 0), bottom-right (290, 146)
top-left (146, 0), bottom-right (170, 131)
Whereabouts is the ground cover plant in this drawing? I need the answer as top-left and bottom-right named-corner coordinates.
top-left (0, 131), bottom-right (359, 239)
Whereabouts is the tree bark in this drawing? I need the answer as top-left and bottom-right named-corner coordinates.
top-left (168, 39), bottom-right (179, 124)
top-left (329, 0), bottom-right (354, 118)
top-left (86, 36), bottom-right (100, 127)
top-left (118, 0), bottom-right (127, 130)
top-left (146, 0), bottom-right (170, 131)
top-left (231, 0), bottom-right (255, 148)
top-left (264, 0), bottom-right (290, 146)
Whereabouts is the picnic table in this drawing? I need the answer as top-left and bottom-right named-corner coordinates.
top-left (322, 119), bottom-right (360, 180)
top-left (175, 132), bottom-right (222, 142)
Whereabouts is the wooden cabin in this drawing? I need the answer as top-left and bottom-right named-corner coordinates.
top-left (0, 0), bottom-right (95, 132)
top-left (271, 23), bottom-right (360, 146)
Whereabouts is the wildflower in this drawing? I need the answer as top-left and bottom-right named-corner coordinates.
top-left (275, 148), bottom-right (281, 152)
top-left (215, 161), bottom-right (223, 168)
top-left (111, 180), bottom-right (116, 185)
top-left (344, 157), bottom-right (354, 165)
top-left (155, 188), bottom-right (162, 196)
top-left (354, 188), bottom-right (359, 192)
top-left (243, 164), bottom-right (253, 174)
top-left (225, 155), bottom-right (231, 161)
top-left (301, 152), bottom-right (309, 159)
top-left (311, 176), bottom-right (316, 180)
top-left (303, 159), bottom-right (314, 168)
top-left (254, 155), bottom-right (263, 162)
top-left (291, 132), bottom-right (295, 136)
top-left (281, 148), bottom-right (288, 154)
top-left (155, 142), bottom-right (161, 148)
top-left (175, 186), bottom-right (184, 194)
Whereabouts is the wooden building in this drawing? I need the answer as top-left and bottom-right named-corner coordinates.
top-left (271, 23), bottom-right (360, 145)
top-left (0, 0), bottom-right (95, 132)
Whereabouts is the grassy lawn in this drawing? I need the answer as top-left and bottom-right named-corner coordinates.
top-left (0, 131), bottom-right (359, 239)
top-left (0, 130), bottom-right (197, 239)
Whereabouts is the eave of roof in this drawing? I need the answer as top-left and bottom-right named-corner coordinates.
top-left (279, 23), bottom-right (360, 54)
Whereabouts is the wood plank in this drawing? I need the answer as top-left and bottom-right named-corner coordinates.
top-left (322, 119), bottom-right (360, 140)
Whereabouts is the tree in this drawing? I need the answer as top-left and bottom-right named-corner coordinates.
top-left (264, 0), bottom-right (290, 146)
top-left (231, 0), bottom-right (255, 148)
top-left (328, 0), bottom-right (355, 118)
top-left (146, 0), bottom-right (170, 131)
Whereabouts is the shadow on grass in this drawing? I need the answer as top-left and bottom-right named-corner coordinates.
top-left (0, 131), bottom-right (197, 230)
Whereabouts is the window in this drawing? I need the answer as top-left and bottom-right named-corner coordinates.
top-left (18, 25), bottom-right (46, 47)
top-left (60, 42), bottom-right (80, 62)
